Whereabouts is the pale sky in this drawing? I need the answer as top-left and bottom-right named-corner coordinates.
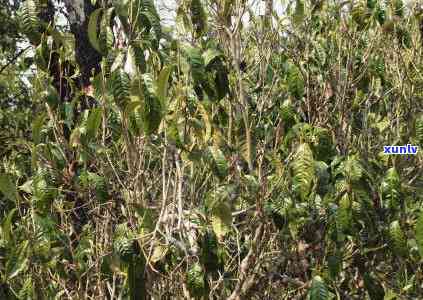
top-left (154, 0), bottom-right (421, 26)
top-left (154, 0), bottom-right (287, 26)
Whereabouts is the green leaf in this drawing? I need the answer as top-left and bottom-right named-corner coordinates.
top-left (292, 143), bottom-right (315, 201)
top-left (315, 161), bottom-right (330, 196)
top-left (343, 156), bottom-right (363, 183)
top-left (6, 240), bottom-right (29, 280)
top-left (69, 127), bottom-right (82, 148)
top-left (182, 45), bottom-right (206, 98)
top-left (200, 230), bottom-right (221, 274)
top-left (1, 208), bottom-right (17, 243)
top-left (416, 115), bottom-right (423, 145)
top-left (43, 84), bottom-right (59, 109)
top-left (114, 239), bottom-right (134, 263)
top-left (207, 185), bottom-right (233, 239)
top-left (308, 275), bottom-right (329, 300)
top-left (85, 108), bottom-right (103, 142)
top-left (94, 175), bottom-right (108, 203)
top-left (141, 74), bottom-right (163, 135)
top-left (190, 0), bottom-right (207, 38)
top-left (198, 103), bottom-right (212, 143)
top-left (208, 146), bottom-right (228, 180)
top-left (211, 201), bottom-right (232, 239)
top-left (99, 7), bottom-right (115, 54)
top-left (113, 0), bottom-right (129, 18)
top-left (203, 52), bottom-right (230, 101)
top-left (392, 0), bottom-right (404, 17)
top-left (128, 0), bottom-right (161, 43)
top-left (312, 128), bottom-right (334, 162)
top-left (0, 174), bottom-right (20, 203)
top-left (19, 0), bottom-right (41, 44)
top-left (352, 3), bottom-right (371, 29)
top-left (327, 251), bottom-right (341, 279)
top-left (34, 37), bottom-right (49, 71)
top-left (337, 193), bottom-right (352, 234)
top-left (176, 2), bottom-right (193, 33)
top-left (389, 220), bottom-right (408, 257)
top-left (363, 273), bottom-right (385, 300)
top-left (415, 210), bottom-right (423, 259)
top-left (383, 290), bottom-right (398, 300)
top-left (280, 99), bottom-right (297, 132)
top-left (150, 244), bottom-right (168, 263)
top-left (32, 113), bottom-right (46, 144)
top-left (125, 45), bottom-right (138, 79)
top-left (203, 48), bottom-right (222, 67)
top-left (183, 45), bottom-right (204, 75)
top-left (367, 0), bottom-right (376, 10)
top-left (110, 68), bottom-right (131, 109)
top-left (157, 65), bottom-right (172, 112)
top-left (374, 4), bottom-right (385, 25)
top-left (381, 167), bottom-right (401, 210)
top-left (287, 64), bottom-right (304, 100)
top-left (125, 100), bottom-right (142, 115)
top-left (187, 262), bottom-right (206, 297)
top-left (88, 8), bottom-right (104, 54)
top-left (292, 0), bottom-right (305, 27)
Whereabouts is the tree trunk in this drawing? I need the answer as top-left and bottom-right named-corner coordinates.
top-left (62, 0), bottom-right (102, 88)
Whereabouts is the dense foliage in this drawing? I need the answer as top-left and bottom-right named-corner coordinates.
top-left (1, 0), bottom-right (423, 299)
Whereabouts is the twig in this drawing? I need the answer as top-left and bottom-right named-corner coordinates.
top-left (232, 205), bottom-right (256, 217)
top-left (175, 150), bottom-right (185, 230)
top-left (228, 223), bottom-right (264, 300)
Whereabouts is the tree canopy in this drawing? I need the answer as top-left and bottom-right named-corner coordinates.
top-left (0, 0), bottom-right (423, 299)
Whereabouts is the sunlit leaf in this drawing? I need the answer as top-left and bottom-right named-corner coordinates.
top-left (157, 65), bottom-right (172, 112)
top-left (0, 174), bottom-right (20, 203)
top-left (88, 8), bottom-right (104, 54)
top-left (85, 108), bottom-right (103, 142)
top-left (416, 210), bottom-right (423, 259)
